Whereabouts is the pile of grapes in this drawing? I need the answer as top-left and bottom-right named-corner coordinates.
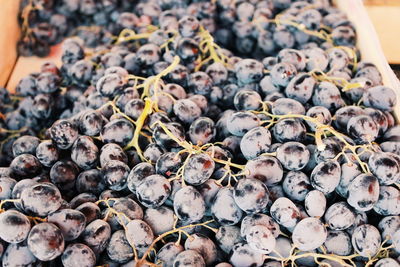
top-left (1, 0), bottom-right (400, 266)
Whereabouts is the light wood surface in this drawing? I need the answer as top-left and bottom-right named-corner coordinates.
top-left (0, 0), bottom-right (21, 87)
top-left (365, 5), bottom-right (400, 64)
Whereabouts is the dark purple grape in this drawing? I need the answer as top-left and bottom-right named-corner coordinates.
top-left (9, 153), bottom-right (42, 178)
top-left (27, 222), bottom-right (65, 261)
top-left (101, 160), bottom-right (130, 191)
top-left (183, 153), bottom-right (215, 185)
top-left (0, 209), bottom-right (31, 243)
top-left (36, 140), bottom-right (59, 167)
top-left (48, 209), bottom-right (86, 241)
top-left (61, 243), bottom-right (96, 267)
top-left (50, 160), bottom-right (80, 191)
top-left (20, 182), bottom-right (62, 217)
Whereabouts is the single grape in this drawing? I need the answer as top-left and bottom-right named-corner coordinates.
top-left (102, 160), bottom-right (130, 191)
top-left (229, 242), bottom-right (264, 267)
top-left (144, 206), bottom-right (174, 235)
top-left (106, 230), bottom-right (133, 263)
top-left (48, 209), bottom-right (86, 241)
top-left (282, 171), bottom-right (311, 202)
top-left (368, 152), bottom-right (400, 185)
top-left (351, 224), bottom-right (381, 257)
top-left (136, 174), bottom-right (171, 208)
top-left (173, 249), bottom-right (206, 267)
top-left (373, 186), bottom-right (400, 216)
top-left (0, 209), bottom-right (31, 243)
top-left (183, 153), bottom-right (215, 185)
top-left (125, 219), bottom-right (154, 257)
top-left (276, 142), bottom-right (310, 171)
top-left (185, 233), bottom-right (218, 265)
top-left (216, 225), bottom-right (243, 254)
top-left (36, 140), bottom-right (59, 167)
top-left (272, 118), bottom-right (307, 143)
top-left (174, 186), bottom-right (206, 223)
top-left (304, 190), bottom-right (326, 217)
top-left (310, 160), bottom-right (341, 194)
top-left (50, 119), bottom-right (79, 149)
top-left (20, 182), bottom-right (62, 217)
top-left (62, 243), bottom-right (96, 267)
top-left (155, 242), bottom-right (184, 267)
top-left (347, 174), bottom-right (380, 212)
top-left (292, 217), bottom-right (327, 251)
top-left (71, 136), bottom-right (99, 170)
top-left (99, 143), bottom-right (128, 167)
top-left (240, 127), bottom-right (272, 160)
top-left (211, 187), bottom-right (243, 226)
top-left (323, 230), bottom-right (353, 256)
top-left (27, 222), bottom-right (65, 261)
top-left (226, 111), bottom-right (261, 137)
top-left (2, 243), bottom-right (37, 267)
top-left (82, 219), bottom-right (111, 254)
top-left (241, 213), bottom-right (280, 239)
top-left (233, 178), bottom-right (269, 214)
top-left (378, 216), bottom-right (400, 244)
top-left (270, 197), bottom-right (301, 229)
top-left (244, 155), bottom-right (283, 185)
top-left (324, 202), bottom-right (356, 231)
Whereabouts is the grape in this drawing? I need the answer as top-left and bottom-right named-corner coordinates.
top-left (155, 242), bottom-right (184, 267)
top-left (188, 117), bottom-right (216, 145)
top-left (82, 219), bottom-right (112, 254)
top-left (27, 222), bottom-right (65, 261)
top-left (102, 160), bottom-right (130, 191)
top-left (144, 206), bottom-right (174, 235)
top-left (241, 213), bottom-right (280, 239)
top-left (106, 197), bottom-right (143, 228)
top-left (36, 140), bottom-right (59, 167)
top-left (292, 217), bottom-right (327, 251)
top-left (76, 169), bottom-right (106, 195)
top-left (233, 178), bottom-right (269, 214)
top-left (76, 202), bottom-right (101, 224)
top-left (215, 225), bottom-right (243, 254)
top-left (9, 154), bottom-right (42, 178)
top-left (50, 119), bottom-right (79, 149)
top-left (127, 162), bottom-right (155, 193)
top-left (62, 243), bottom-right (96, 267)
top-left (378, 216), bottom-right (400, 244)
top-left (47, 209), bottom-right (86, 241)
top-left (185, 233), bottom-right (218, 265)
top-left (211, 187), bottom-right (243, 225)
top-left (136, 174), bottom-right (171, 208)
top-left (234, 90), bottom-right (262, 111)
top-left (272, 98), bottom-right (306, 115)
top-left (183, 153), bottom-right (215, 185)
top-left (235, 59), bottom-right (264, 85)
top-left (50, 160), bottom-right (80, 191)
top-left (174, 186), bottom-right (206, 223)
top-left (310, 160), bottom-right (341, 194)
top-left (2, 243), bottom-right (37, 267)
top-left (362, 86), bottom-right (397, 111)
top-left (71, 136), bottom-right (99, 170)
top-left (229, 242), bottom-right (264, 267)
top-left (351, 224), bottom-right (381, 257)
top-left (347, 174), bottom-right (380, 212)
top-left (373, 186), bottom-right (400, 216)
top-left (99, 143), bottom-right (128, 167)
top-left (374, 258), bottom-right (400, 267)
top-left (244, 155), bottom-right (283, 185)
top-left (0, 210), bottom-right (31, 243)
top-left (276, 142), bottom-right (310, 171)
top-left (304, 190), bottom-right (326, 217)
top-left (394, 230), bottom-right (400, 253)
top-left (246, 225), bottom-right (276, 254)
top-left (0, 177), bottom-right (16, 200)
top-left (270, 62), bottom-right (297, 87)
top-left (270, 197), bottom-right (300, 229)
top-left (240, 127), bottom-right (272, 160)
top-left (323, 230), bottom-right (352, 256)
top-left (282, 171), bottom-right (311, 202)
top-left (272, 118), bottom-right (307, 143)
top-left (324, 202), bottom-right (356, 230)
top-left (12, 135), bottom-right (40, 157)
top-left (107, 230), bottom-right (133, 263)
top-left (173, 99), bottom-right (202, 124)
top-left (20, 182), bottom-right (62, 217)
top-left (226, 111), bottom-right (261, 137)
top-left (347, 115), bottom-right (379, 144)
top-left (368, 152), bottom-right (400, 185)
top-left (173, 249), bottom-right (206, 267)
top-left (101, 119), bottom-right (134, 147)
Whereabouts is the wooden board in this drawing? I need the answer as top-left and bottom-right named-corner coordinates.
top-left (0, 0), bottom-right (21, 87)
top-left (365, 4), bottom-right (400, 64)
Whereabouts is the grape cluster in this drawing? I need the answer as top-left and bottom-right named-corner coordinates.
top-left (1, 0), bottom-right (400, 266)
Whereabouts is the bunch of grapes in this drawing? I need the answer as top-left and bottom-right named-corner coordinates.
top-left (1, 0), bottom-right (400, 266)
